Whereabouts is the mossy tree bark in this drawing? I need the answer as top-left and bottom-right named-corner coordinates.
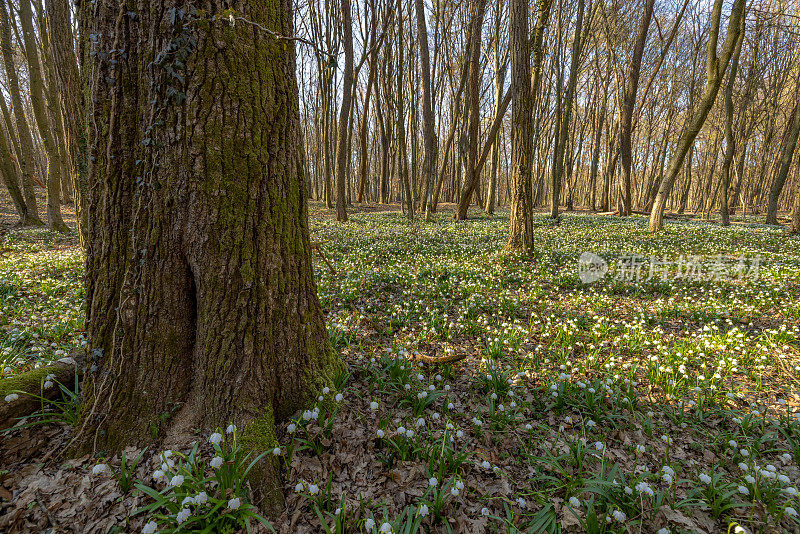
top-left (78, 0), bottom-right (337, 511)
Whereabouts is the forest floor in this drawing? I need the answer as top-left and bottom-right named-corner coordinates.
top-left (1, 200), bottom-right (799, 533)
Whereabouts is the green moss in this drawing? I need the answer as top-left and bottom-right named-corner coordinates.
top-left (0, 365), bottom-right (60, 396)
top-left (241, 404), bottom-right (279, 452)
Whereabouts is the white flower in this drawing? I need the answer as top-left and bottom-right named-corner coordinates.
top-left (612, 510), bottom-right (626, 522)
top-left (740, 449), bottom-right (749, 457)
top-left (744, 475), bottom-right (755, 484)
top-left (364, 518), bottom-right (375, 529)
top-left (657, 529), bottom-right (670, 534)
top-left (516, 497), bottom-right (526, 507)
top-left (322, 387), bottom-right (330, 395)
top-left (419, 504), bottom-right (429, 516)
top-left (287, 423), bottom-right (297, 434)
top-left (308, 484), bottom-right (319, 495)
top-left (699, 473), bottom-right (712, 484)
top-left (737, 485), bottom-right (749, 495)
top-left (152, 469), bottom-right (166, 482)
top-left (481, 507), bottom-right (490, 516)
top-left (170, 474), bottom-right (185, 487)
top-left (226, 424), bottom-right (236, 434)
top-left (397, 426), bottom-right (406, 436)
top-left (455, 480), bottom-right (464, 490)
top-left (92, 463), bottom-right (108, 475)
top-left (376, 429), bottom-right (385, 438)
top-left (176, 508), bottom-right (191, 524)
top-left (380, 522), bottom-right (392, 533)
top-left (429, 477), bottom-right (438, 487)
top-left (210, 456), bottom-right (223, 468)
top-left (228, 497), bottom-right (241, 509)
top-left (4, 393), bottom-right (19, 403)
top-left (635, 481), bottom-right (654, 497)
top-left (370, 401), bottom-right (379, 411)
top-left (195, 491), bottom-right (208, 504)
top-left (335, 393), bottom-right (343, 402)
top-left (182, 495), bottom-right (195, 506)
top-left (209, 432), bottom-right (223, 445)
top-left (569, 496), bottom-right (581, 507)
top-left (272, 447), bottom-right (281, 456)
top-left (635, 444), bottom-right (645, 453)
top-left (43, 381), bottom-right (53, 389)
top-left (415, 418), bottom-right (425, 428)
top-left (450, 486), bottom-right (459, 496)
top-left (786, 507), bottom-right (798, 517)
top-left (141, 520), bottom-right (158, 534)
top-left (481, 460), bottom-right (491, 469)
top-left (295, 482), bottom-right (304, 492)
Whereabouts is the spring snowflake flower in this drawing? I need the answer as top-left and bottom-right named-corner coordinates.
top-left (287, 423), bottom-right (296, 434)
top-left (370, 401), bottom-right (379, 410)
top-left (415, 418), bottom-right (425, 428)
top-left (141, 521), bottom-right (158, 534)
top-left (397, 426), bottom-right (407, 436)
top-left (228, 497), bottom-right (241, 510)
top-left (376, 429), bottom-right (385, 438)
top-left (657, 528), bottom-right (670, 534)
top-left (364, 518), bottom-right (375, 529)
top-left (525, 423), bottom-right (533, 430)
top-left (92, 464), bottom-right (108, 475)
top-left (784, 486), bottom-right (799, 497)
top-left (176, 508), bottom-right (191, 523)
top-left (322, 387), bottom-right (330, 395)
top-left (182, 496), bottom-right (195, 506)
top-left (516, 497), bottom-right (526, 507)
top-left (210, 456), bottom-right (223, 469)
top-left (380, 522), bottom-right (392, 533)
top-left (4, 393), bottom-right (19, 403)
top-left (195, 491), bottom-right (208, 504)
top-left (450, 486), bottom-right (459, 496)
top-left (635, 481), bottom-right (654, 497)
top-left (635, 444), bottom-right (645, 453)
top-left (699, 473), bottom-right (712, 484)
top-left (786, 507), bottom-right (798, 517)
top-left (419, 504), bottom-right (429, 516)
top-left (481, 507), bottom-right (490, 516)
top-left (429, 477), bottom-right (438, 487)
top-left (612, 510), bottom-right (627, 522)
top-left (170, 474), bottom-right (185, 487)
top-left (152, 469), bottom-right (166, 483)
top-left (335, 393), bottom-right (343, 402)
top-left (295, 482), bottom-right (304, 492)
top-left (595, 441), bottom-right (604, 451)
top-left (737, 485), bottom-right (749, 495)
top-left (308, 484), bottom-right (320, 495)
top-left (744, 475), bottom-right (755, 484)
top-left (738, 462), bottom-right (748, 471)
top-left (481, 460), bottom-right (491, 469)
top-left (209, 432), bottom-right (223, 445)
top-left (569, 496), bottom-right (581, 507)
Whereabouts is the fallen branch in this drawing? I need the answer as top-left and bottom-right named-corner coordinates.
top-left (0, 353), bottom-right (83, 430)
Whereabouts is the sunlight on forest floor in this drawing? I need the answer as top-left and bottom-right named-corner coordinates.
top-left (1, 206), bottom-right (799, 533)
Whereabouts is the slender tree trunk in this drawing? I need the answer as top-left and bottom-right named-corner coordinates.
top-left (0, 1), bottom-right (43, 225)
top-left (766, 100), bottom-right (800, 225)
top-left (47, 0), bottom-right (89, 242)
top-left (415, 0), bottom-right (436, 217)
top-left (619, 0), bottom-right (655, 216)
top-left (0, 122), bottom-right (27, 223)
top-left (649, 0), bottom-right (746, 232)
top-left (720, 23), bottom-right (744, 226)
top-left (335, 0), bottom-right (354, 222)
top-left (76, 1), bottom-right (338, 512)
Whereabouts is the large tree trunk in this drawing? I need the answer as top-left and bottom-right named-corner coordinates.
top-left (18, 0), bottom-right (69, 233)
top-left (618, 0), bottom-right (655, 216)
top-left (648, 0), bottom-right (745, 232)
top-left (506, 0), bottom-right (552, 252)
top-left (0, 2), bottom-right (43, 226)
top-left (791, 168), bottom-right (800, 235)
top-left (77, 0), bottom-right (338, 511)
